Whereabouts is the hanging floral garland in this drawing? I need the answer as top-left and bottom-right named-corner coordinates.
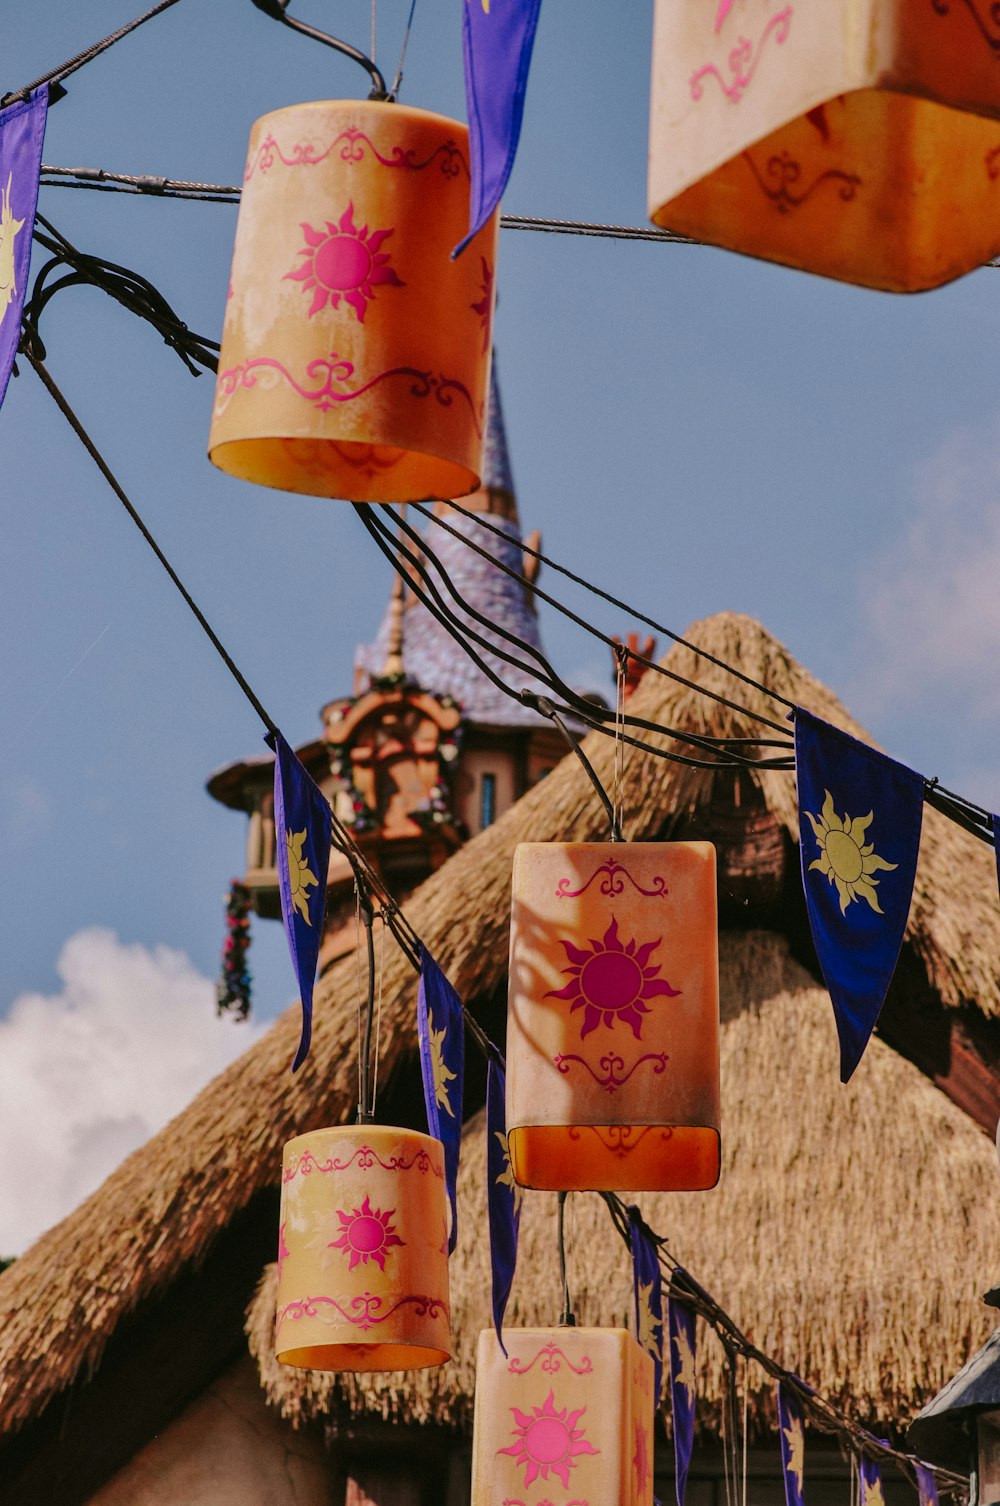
top-left (217, 879), bottom-right (252, 1019)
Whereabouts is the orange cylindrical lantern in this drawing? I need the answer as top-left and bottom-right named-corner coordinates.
top-left (649, 0), bottom-right (1000, 291)
top-left (507, 842), bottom-right (720, 1192)
top-left (471, 1327), bottom-right (655, 1506)
top-left (209, 100), bottom-right (498, 501)
top-left (275, 1124), bottom-right (451, 1371)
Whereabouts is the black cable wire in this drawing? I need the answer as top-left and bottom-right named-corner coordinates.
top-left (413, 500), bottom-right (795, 740)
top-left (356, 503), bottom-right (789, 771)
top-left (25, 352), bottom-right (276, 735)
top-left (387, 0), bottom-right (418, 101)
top-left (249, 0), bottom-right (387, 98)
top-left (2, 0), bottom-right (185, 107)
top-left (421, 497), bottom-right (798, 724)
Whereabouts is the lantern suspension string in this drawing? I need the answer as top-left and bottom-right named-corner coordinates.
top-left (356, 890), bottom-right (377, 1124)
top-left (530, 694), bottom-right (621, 839)
top-left (247, 0), bottom-right (388, 99)
top-left (557, 1192), bottom-right (576, 1328)
top-left (1, 0), bottom-right (186, 107)
top-left (415, 498), bottom-right (797, 730)
top-left (387, 0), bottom-right (419, 101)
top-left (613, 641), bottom-right (628, 841)
top-left (23, 352), bottom-right (278, 737)
top-left (367, 503), bottom-right (794, 770)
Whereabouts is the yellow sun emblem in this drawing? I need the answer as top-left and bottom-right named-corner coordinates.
top-left (864, 1473), bottom-right (886, 1506)
top-left (673, 1323), bottom-right (696, 1400)
top-left (0, 172), bottom-right (25, 326)
top-left (783, 1416), bottom-right (804, 1493)
top-left (429, 1021), bottom-right (458, 1118)
top-left (806, 790), bottom-right (897, 915)
top-left (637, 1280), bottom-right (660, 1360)
top-left (494, 1131), bottom-right (523, 1215)
top-left (286, 829), bottom-right (319, 925)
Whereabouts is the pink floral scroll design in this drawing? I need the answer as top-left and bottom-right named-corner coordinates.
top-left (275, 1291), bottom-right (448, 1335)
top-left (741, 149), bottom-right (861, 213)
top-left (282, 1143), bottom-right (444, 1183)
top-left (502, 1500), bottom-right (589, 1505)
top-left (931, 0), bottom-right (1000, 53)
top-left (245, 127), bottom-right (470, 181)
top-left (215, 354), bottom-right (484, 439)
top-left (552, 1050), bottom-right (669, 1094)
top-left (690, 6), bottom-right (793, 102)
top-left (554, 857), bottom-right (667, 900)
top-left (568, 1124), bottom-right (672, 1159)
top-left (507, 1341), bottom-right (594, 1377)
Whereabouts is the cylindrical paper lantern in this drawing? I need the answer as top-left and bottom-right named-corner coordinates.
top-left (472, 1327), bottom-right (655, 1506)
top-left (275, 1124), bottom-right (450, 1371)
top-left (507, 842), bottom-right (720, 1192)
top-left (649, 0), bottom-right (1000, 292)
top-left (209, 100), bottom-right (498, 501)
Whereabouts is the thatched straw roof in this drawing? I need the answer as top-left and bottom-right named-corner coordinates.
top-left (1, 612), bottom-right (998, 1458)
top-left (248, 927), bottom-right (1000, 1437)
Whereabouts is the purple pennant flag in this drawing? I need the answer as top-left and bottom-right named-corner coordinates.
top-left (268, 730), bottom-right (332, 1072)
top-left (795, 708), bottom-right (923, 1081)
top-left (628, 1205), bottom-right (664, 1401)
top-left (486, 1058), bottom-right (521, 1351)
top-left (417, 949), bottom-right (465, 1254)
top-left (0, 87), bottom-right (47, 413)
top-left (861, 1456), bottom-right (886, 1506)
top-left (668, 1277), bottom-right (697, 1506)
top-left (916, 1464), bottom-right (939, 1506)
top-left (455, 0), bottom-right (543, 257)
top-left (777, 1383), bottom-right (805, 1506)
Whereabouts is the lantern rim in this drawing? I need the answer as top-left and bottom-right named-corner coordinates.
top-left (251, 96), bottom-right (470, 140)
top-left (276, 1339), bottom-right (452, 1372)
top-left (208, 435), bottom-right (480, 505)
top-left (282, 1122), bottom-right (444, 1159)
top-left (507, 1123), bottom-right (721, 1193)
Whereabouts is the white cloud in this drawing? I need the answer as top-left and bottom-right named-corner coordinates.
top-left (0, 928), bottom-right (262, 1256)
top-left (852, 415), bottom-right (1000, 719)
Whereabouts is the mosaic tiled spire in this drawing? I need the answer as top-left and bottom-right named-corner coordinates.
top-left (354, 359), bottom-right (550, 727)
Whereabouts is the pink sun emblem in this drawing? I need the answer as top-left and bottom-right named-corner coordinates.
top-left (284, 202), bottom-right (404, 322)
top-left (328, 1195), bottom-right (405, 1271)
top-left (545, 915), bottom-right (680, 1040)
top-left (498, 1389), bottom-right (600, 1488)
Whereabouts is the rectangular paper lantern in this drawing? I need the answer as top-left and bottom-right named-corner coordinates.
top-left (649, 0), bottom-right (1000, 291)
top-left (507, 842), bottom-right (720, 1192)
top-left (471, 1327), bottom-right (655, 1506)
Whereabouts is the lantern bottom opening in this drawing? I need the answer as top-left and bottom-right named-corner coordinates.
top-left (650, 87), bottom-right (1000, 293)
top-left (209, 435), bottom-right (479, 504)
top-left (507, 1123), bottom-right (720, 1192)
top-left (276, 1339), bottom-right (451, 1372)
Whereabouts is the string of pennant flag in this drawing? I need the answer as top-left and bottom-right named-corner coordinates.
top-left (0, 15), bottom-right (991, 1504)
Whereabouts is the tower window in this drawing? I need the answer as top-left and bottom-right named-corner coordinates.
top-left (480, 772), bottom-right (497, 830)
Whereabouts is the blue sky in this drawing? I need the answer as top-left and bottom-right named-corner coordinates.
top-left (3, 2), bottom-right (1000, 1247)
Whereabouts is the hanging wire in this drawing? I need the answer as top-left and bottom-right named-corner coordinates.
top-left (356, 889), bottom-right (377, 1123)
top-left (613, 641), bottom-right (628, 841)
top-left (557, 1191), bottom-right (576, 1327)
top-left (1, 0), bottom-right (185, 107)
top-left (248, 0), bottom-right (387, 98)
top-left (387, 0), bottom-right (418, 100)
top-left (370, 909), bottom-right (386, 1116)
top-left (361, 502), bottom-right (794, 770)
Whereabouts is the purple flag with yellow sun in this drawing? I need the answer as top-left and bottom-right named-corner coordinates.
top-left (777, 1383), bottom-right (805, 1506)
top-left (668, 1277), bottom-right (697, 1506)
top-left (487, 1057), bottom-right (521, 1351)
top-left (628, 1205), bottom-right (664, 1401)
top-left (455, 0), bottom-right (543, 257)
top-left (860, 1455), bottom-right (886, 1506)
top-left (268, 730), bottom-right (332, 1072)
top-left (916, 1463), bottom-right (939, 1506)
top-left (794, 708), bottom-right (923, 1082)
top-left (417, 950), bottom-right (465, 1254)
top-left (0, 87), bottom-right (47, 413)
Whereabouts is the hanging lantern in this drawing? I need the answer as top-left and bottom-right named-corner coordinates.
top-left (506, 842), bottom-right (720, 1192)
top-left (209, 100), bottom-right (498, 501)
top-left (472, 1326), bottom-right (656, 1505)
top-left (275, 1124), bottom-right (451, 1371)
top-left (648, 0), bottom-right (1000, 292)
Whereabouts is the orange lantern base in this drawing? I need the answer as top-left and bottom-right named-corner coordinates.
top-left (506, 842), bottom-right (720, 1193)
top-left (275, 1124), bottom-right (451, 1371)
top-left (649, 0), bottom-right (1000, 292)
top-left (209, 100), bottom-right (497, 501)
top-left (471, 1327), bottom-right (655, 1505)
